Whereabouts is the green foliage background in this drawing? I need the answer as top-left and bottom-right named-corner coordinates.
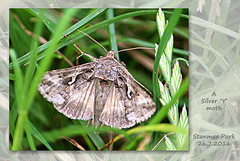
top-left (9, 8), bottom-right (188, 150)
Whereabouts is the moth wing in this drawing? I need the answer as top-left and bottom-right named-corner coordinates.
top-left (99, 85), bottom-right (133, 128)
top-left (38, 62), bottom-right (96, 120)
top-left (99, 68), bottom-right (156, 129)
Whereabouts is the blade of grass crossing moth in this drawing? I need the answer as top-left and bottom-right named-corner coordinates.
top-left (106, 9), bottom-right (119, 61)
top-left (9, 10), bottom-right (158, 70)
top-left (153, 9), bottom-right (182, 109)
top-left (11, 9), bottom-right (77, 150)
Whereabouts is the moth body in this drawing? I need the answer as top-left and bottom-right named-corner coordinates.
top-left (38, 50), bottom-right (156, 129)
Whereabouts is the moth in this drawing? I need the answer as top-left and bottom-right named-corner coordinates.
top-left (38, 38), bottom-right (156, 129)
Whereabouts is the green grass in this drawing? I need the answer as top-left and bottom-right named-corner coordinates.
top-left (9, 8), bottom-right (189, 151)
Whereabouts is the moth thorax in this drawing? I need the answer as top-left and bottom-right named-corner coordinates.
top-left (106, 50), bottom-right (115, 58)
top-left (95, 62), bottom-right (118, 81)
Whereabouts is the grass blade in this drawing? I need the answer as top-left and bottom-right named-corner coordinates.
top-left (153, 9), bottom-right (182, 108)
top-left (176, 104), bottom-right (188, 150)
top-left (9, 49), bottom-right (23, 110)
top-left (25, 120), bottom-right (37, 150)
top-left (78, 121), bottom-right (105, 150)
top-left (10, 49), bottom-right (25, 150)
top-left (27, 9), bottom-right (56, 33)
top-left (150, 76), bottom-right (188, 125)
top-left (165, 136), bottom-right (176, 150)
top-left (23, 41), bottom-right (38, 95)
top-left (63, 8), bottom-right (107, 36)
top-left (28, 121), bottom-right (53, 150)
top-left (106, 9), bottom-right (119, 61)
top-left (11, 9), bottom-right (78, 150)
top-left (9, 9), bottom-right (158, 70)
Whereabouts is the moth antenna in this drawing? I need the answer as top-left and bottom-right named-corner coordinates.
top-left (76, 43), bottom-right (80, 66)
top-left (134, 78), bottom-right (153, 97)
top-left (116, 47), bottom-right (154, 54)
top-left (117, 46), bottom-right (154, 96)
top-left (77, 30), bottom-right (108, 54)
top-left (63, 34), bottom-right (97, 62)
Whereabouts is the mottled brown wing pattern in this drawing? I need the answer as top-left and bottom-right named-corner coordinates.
top-left (39, 50), bottom-right (156, 129)
top-left (38, 62), bottom-right (96, 120)
top-left (99, 84), bottom-right (135, 128)
top-left (99, 66), bottom-right (156, 129)
top-left (93, 79), bottom-right (114, 127)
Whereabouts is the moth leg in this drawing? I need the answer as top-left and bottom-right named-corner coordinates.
top-left (63, 34), bottom-right (97, 62)
top-left (100, 122), bottom-right (105, 130)
top-left (108, 131), bottom-right (114, 151)
top-left (121, 61), bottom-right (126, 67)
top-left (86, 120), bottom-right (91, 128)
